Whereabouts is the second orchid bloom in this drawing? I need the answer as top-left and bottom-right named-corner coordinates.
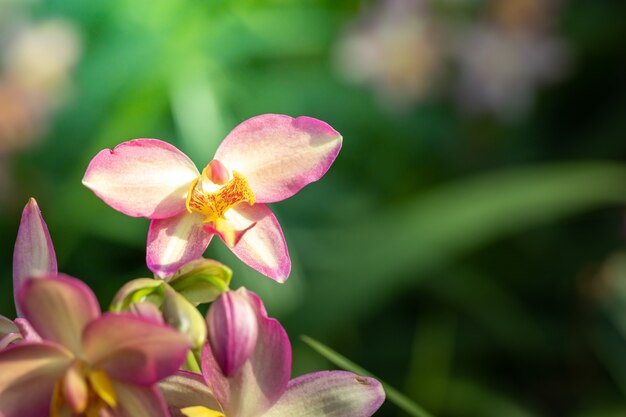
top-left (82, 114), bottom-right (342, 282)
top-left (161, 288), bottom-right (385, 417)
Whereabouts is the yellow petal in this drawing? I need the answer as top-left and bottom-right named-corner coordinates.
top-left (88, 369), bottom-right (117, 407)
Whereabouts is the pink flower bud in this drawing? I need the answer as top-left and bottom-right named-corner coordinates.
top-left (206, 289), bottom-right (258, 376)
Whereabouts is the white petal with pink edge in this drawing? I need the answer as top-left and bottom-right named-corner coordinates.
top-left (82, 139), bottom-right (199, 219)
top-left (214, 114), bottom-right (342, 203)
top-left (225, 203), bottom-right (290, 282)
top-left (262, 371), bottom-right (385, 417)
top-left (147, 211), bottom-right (213, 278)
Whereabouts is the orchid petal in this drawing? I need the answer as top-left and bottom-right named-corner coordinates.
top-left (89, 369), bottom-right (117, 408)
top-left (14, 318), bottom-right (42, 342)
top-left (0, 333), bottom-right (22, 350)
top-left (202, 290), bottom-right (291, 417)
top-left (13, 198), bottom-right (57, 314)
top-left (182, 407), bottom-right (225, 417)
top-left (159, 371), bottom-right (222, 417)
top-left (0, 317), bottom-right (20, 350)
top-left (62, 363), bottom-right (89, 413)
top-left (214, 114), bottom-right (342, 203)
top-left (0, 315), bottom-right (17, 337)
top-left (82, 314), bottom-right (191, 386)
top-left (262, 371), bottom-right (385, 417)
top-left (113, 381), bottom-right (171, 417)
top-left (225, 203), bottom-right (290, 282)
top-left (0, 342), bottom-right (73, 417)
top-left (147, 212), bottom-right (212, 278)
top-left (82, 139), bottom-right (199, 219)
top-left (203, 220), bottom-right (254, 248)
top-left (18, 274), bottom-right (100, 355)
top-left (206, 290), bottom-right (258, 376)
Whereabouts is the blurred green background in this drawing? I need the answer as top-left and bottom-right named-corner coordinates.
top-left (1, 0), bottom-right (626, 416)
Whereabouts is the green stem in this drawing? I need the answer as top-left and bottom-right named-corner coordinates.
top-left (184, 350), bottom-right (201, 374)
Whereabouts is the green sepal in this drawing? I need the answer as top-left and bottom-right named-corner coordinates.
top-left (168, 258), bottom-right (232, 305)
top-left (162, 285), bottom-right (207, 349)
top-left (110, 278), bottom-right (165, 312)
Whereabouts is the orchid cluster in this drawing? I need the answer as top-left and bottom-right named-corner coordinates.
top-left (0, 114), bottom-right (385, 417)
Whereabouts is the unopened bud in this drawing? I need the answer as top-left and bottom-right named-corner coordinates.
top-left (162, 286), bottom-right (207, 349)
top-left (206, 289), bottom-right (258, 376)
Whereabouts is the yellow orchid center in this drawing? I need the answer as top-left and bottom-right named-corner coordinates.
top-left (185, 160), bottom-right (255, 246)
top-left (50, 363), bottom-right (117, 417)
top-left (182, 406), bottom-right (226, 417)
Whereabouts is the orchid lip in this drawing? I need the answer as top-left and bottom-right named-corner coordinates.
top-left (185, 164), bottom-right (256, 246)
top-left (186, 169), bottom-right (256, 222)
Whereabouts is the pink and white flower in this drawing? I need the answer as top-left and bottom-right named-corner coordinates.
top-left (82, 114), bottom-right (342, 282)
top-left (160, 288), bottom-right (385, 417)
top-left (0, 275), bottom-right (192, 417)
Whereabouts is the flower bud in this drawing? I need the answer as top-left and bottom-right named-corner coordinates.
top-left (110, 278), bottom-right (164, 313)
top-left (168, 258), bottom-right (232, 305)
top-left (206, 289), bottom-right (258, 376)
top-left (128, 301), bottom-right (164, 324)
top-left (162, 286), bottom-right (207, 349)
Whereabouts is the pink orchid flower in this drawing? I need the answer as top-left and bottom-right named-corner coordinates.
top-left (160, 288), bottom-right (385, 417)
top-left (82, 114), bottom-right (342, 282)
top-left (0, 275), bottom-right (192, 417)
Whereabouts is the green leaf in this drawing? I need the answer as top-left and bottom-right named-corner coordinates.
top-left (295, 162), bottom-right (626, 332)
top-left (301, 335), bottom-right (435, 417)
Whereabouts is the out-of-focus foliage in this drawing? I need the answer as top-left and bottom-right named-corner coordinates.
top-left (1, 0), bottom-right (625, 416)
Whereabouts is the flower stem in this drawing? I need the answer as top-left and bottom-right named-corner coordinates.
top-left (184, 350), bottom-right (201, 374)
